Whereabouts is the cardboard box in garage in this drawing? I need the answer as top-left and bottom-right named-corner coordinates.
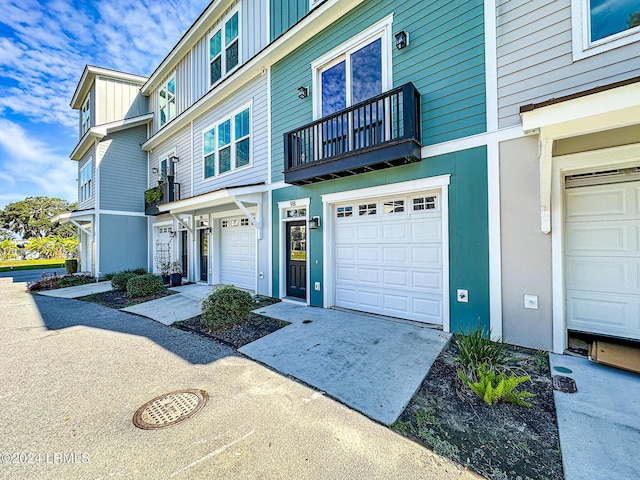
top-left (589, 340), bottom-right (640, 374)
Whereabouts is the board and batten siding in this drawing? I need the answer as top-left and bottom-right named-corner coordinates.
top-left (497, 0), bottom-right (640, 128)
top-left (151, 0), bottom-right (268, 135)
top-left (148, 124), bottom-right (192, 198)
top-left (99, 126), bottom-right (148, 212)
top-left (270, 0), bottom-right (308, 41)
top-left (192, 74), bottom-right (268, 196)
top-left (78, 145), bottom-right (96, 210)
top-left (270, 0), bottom-right (486, 182)
top-left (96, 77), bottom-right (147, 125)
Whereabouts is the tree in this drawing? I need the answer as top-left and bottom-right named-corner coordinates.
top-left (629, 11), bottom-right (640, 29)
top-left (0, 197), bottom-right (77, 239)
top-left (0, 239), bottom-right (17, 260)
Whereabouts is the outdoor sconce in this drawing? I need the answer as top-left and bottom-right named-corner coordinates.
top-left (170, 155), bottom-right (179, 164)
top-left (308, 216), bottom-right (320, 230)
top-left (151, 167), bottom-right (159, 174)
top-left (297, 86), bottom-right (308, 99)
top-left (395, 31), bottom-right (409, 50)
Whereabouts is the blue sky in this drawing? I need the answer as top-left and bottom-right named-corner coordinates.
top-left (0, 0), bottom-right (211, 209)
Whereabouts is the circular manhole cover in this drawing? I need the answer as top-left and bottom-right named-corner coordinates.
top-left (133, 389), bottom-right (207, 430)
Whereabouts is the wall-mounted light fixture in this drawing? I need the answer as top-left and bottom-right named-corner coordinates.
top-left (297, 86), bottom-right (308, 99)
top-left (395, 31), bottom-right (409, 50)
top-left (308, 216), bottom-right (320, 230)
top-left (151, 167), bottom-right (159, 174)
top-left (170, 155), bottom-right (179, 164)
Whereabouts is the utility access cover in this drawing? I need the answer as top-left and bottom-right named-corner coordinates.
top-left (552, 375), bottom-right (578, 394)
top-left (133, 389), bottom-right (207, 429)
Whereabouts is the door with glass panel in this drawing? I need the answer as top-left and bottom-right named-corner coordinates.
top-left (319, 37), bottom-right (384, 158)
top-left (286, 221), bottom-right (307, 299)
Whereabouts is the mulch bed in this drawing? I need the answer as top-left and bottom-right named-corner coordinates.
top-left (393, 345), bottom-right (563, 480)
top-left (78, 289), bottom-right (177, 309)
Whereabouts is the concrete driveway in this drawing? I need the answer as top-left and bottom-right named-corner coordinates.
top-left (0, 278), bottom-right (477, 479)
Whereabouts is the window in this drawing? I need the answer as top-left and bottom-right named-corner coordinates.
top-left (159, 76), bottom-right (176, 127)
top-left (336, 205), bottom-right (353, 218)
top-left (202, 106), bottom-right (251, 179)
top-left (358, 203), bottom-right (377, 216)
top-left (383, 199), bottom-right (404, 214)
top-left (79, 160), bottom-right (92, 202)
top-left (413, 196), bottom-right (437, 211)
top-left (572, 0), bottom-right (640, 59)
top-left (286, 208), bottom-right (307, 218)
top-left (209, 11), bottom-right (239, 86)
top-left (81, 96), bottom-right (90, 135)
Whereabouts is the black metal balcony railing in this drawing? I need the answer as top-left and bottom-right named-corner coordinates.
top-left (144, 180), bottom-right (180, 215)
top-left (284, 83), bottom-right (422, 185)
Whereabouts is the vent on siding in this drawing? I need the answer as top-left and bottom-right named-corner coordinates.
top-left (565, 168), bottom-right (640, 188)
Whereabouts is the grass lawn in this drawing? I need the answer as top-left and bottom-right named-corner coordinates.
top-left (0, 258), bottom-right (66, 272)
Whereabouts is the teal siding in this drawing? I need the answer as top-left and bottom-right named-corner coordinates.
top-left (270, 0), bottom-right (309, 40)
top-left (271, 146), bottom-right (490, 334)
top-left (270, 0), bottom-right (486, 183)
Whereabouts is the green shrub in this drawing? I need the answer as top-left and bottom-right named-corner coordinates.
top-left (103, 272), bottom-right (116, 281)
top-left (57, 274), bottom-right (93, 288)
top-left (111, 271), bottom-right (138, 291)
top-left (130, 267), bottom-right (147, 275)
top-left (453, 326), bottom-right (509, 376)
top-left (126, 274), bottom-right (165, 298)
top-left (458, 364), bottom-right (536, 407)
top-left (201, 285), bottom-right (254, 330)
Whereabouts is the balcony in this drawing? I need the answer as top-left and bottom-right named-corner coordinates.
top-left (284, 83), bottom-right (422, 185)
top-left (144, 181), bottom-right (180, 215)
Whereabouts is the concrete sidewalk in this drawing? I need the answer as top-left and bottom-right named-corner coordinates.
top-left (122, 284), bottom-right (212, 324)
top-left (0, 280), bottom-right (476, 480)
top-left (241, 302), bottom-right (451, 425)
top-left (36, 280), bottom-right (113, 298)
top-left (550, 353), bottom-right (640, 480)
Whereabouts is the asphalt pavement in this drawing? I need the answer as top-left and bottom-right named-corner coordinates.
top-left (0, 277), bottom-right (479, 479)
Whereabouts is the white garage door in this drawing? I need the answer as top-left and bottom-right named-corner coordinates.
top-left (220, 217), bottom-right (256, 291)
top-left (565, 177), bottom-right (640, 340)
top-left (334, 193), bottom-right (443, 324)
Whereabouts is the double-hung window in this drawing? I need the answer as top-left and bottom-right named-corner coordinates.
top-left (572, 0), bottom-right (640, 59)
top-left (209, 11), bottom-right (239, 86)
top-left (79, 160), bottom-right (92, 202)
top-left (203, 106), bottom-right (251, 179)
top-left (158, 76), bottom-right (176, 127)
top-left (81, 96), bottom-right (90, 135)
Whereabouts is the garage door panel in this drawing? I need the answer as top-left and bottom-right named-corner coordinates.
top-left (566, 259), bottom-right (637, 294)
top-left (566, 187), bottom-right (626, 219)
top-left (334, 192), bottom-right (443, 325)
top-left (220, 220), bottom-right (255, 291)
top-left (565, 180), bottom-right (640, 340)
top-left (566, 224), bottom-right (628, 254)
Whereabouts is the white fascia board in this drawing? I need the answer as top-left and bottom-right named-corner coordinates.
top-left (521, 82), bottom-right (640, 135)
top-left (161, 184), bottom-right (268, 214)
top-left (70, 130), bottom-right (104, 161)
top-left (142, 0), bottom-right (236, 95)
top-left (142, 0), bottom-right (366, 152)
top-left (71, 65), bottom-right (147, 109)
top-left (52, 210), bottom-right (96, 224)
top-left (104, 113), bottom-right (154, 134)
top-left (321, 175), bottom-right (451, 204)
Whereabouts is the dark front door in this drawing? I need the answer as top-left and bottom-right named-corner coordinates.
top-left (180, 230), bottom-right (188, 278)
top-left (199, 229), bottom-right (208, 282)
top-left (286, 221), bottom-right (307, 298)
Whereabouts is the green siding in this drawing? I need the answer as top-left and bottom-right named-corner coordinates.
top-left (271, 146), bottom-right (490, 334)
top-left (270, 0), bottom-right (309, 40)
top-left (270, 0), bottom-right (486, 183)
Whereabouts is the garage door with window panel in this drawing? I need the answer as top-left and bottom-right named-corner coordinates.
top-left (220, 216), bottom-right (256, 291)
top-left (565, 171), bottom-right (640, 340)
top-left (333, 193), bottom-right (443, 324)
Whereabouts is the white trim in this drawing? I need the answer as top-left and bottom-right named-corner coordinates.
top-left (551, 143), bottom-right (640, 353)
top-left (266, 67), bottom-right (272, 186)
top-left (190, 120), bottom-right (194, 197)
top-left (158, 73), bottom-right (177, 128)
top-left (487, 140), bottom-right (502, 340)
top-left (163, 183), bottom-right (268, 214)
top-left (277, 197), bottom-right (311, 303)
top-left (310, 14), bottom-right (393, 120)
top-left (99, 210), bottom-right (148, 217)
top-left (421, 125), bottom-right (524, 158)
top-left (484, 0), bottom-right (498, 132)
top-left (321, 176), bottom-right (451, 331)
top-left (571, 0), bottom-right (640, 61)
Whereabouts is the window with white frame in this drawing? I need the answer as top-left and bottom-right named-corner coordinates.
top-left (203, 106), bottom-right (251, 179)
top-left (312, 17), bottom-right (391, 119)
top-left (572, 0), bottom-right (640, 59)
top-left (79, 160), bottom-right (92, 202)
top-left (158, 75), bottom-right (176, 127)
top-left (81, 96), bottom-right (90, 135)
top-left (209, 11), bottom-right (239, 86)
